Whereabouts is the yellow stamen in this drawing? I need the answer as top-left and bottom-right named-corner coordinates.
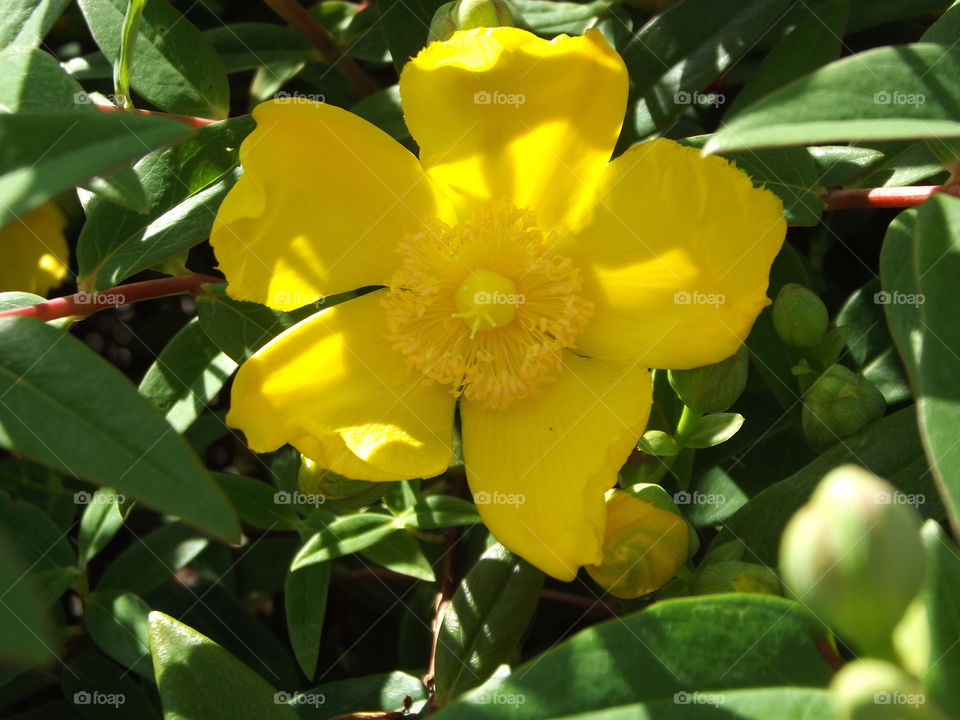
top-left (451, 269), bottom-right (519, 339)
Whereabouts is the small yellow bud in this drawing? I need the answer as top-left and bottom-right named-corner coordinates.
top-left (298, 456), bottom-right (387, 508)
top-left (0, 203), bottom-right (69, 296)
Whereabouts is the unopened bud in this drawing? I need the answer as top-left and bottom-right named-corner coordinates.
top-left (668, 346), bottom-right (748, 413)
top-left (780, 465), bottom-right (926, 659)
top-left (692, 560), bottom-right (780, 596)
top-left (586, 484), bottom-right (689, 599)
top-left (831, 659), bottom-right (935, 720)
top-left (773, 283), bottom-right (829, 349)
top-left (298, 456), bottom-right (387, 509)
top-left (429, 0), bottom-right (516, 41)
top-left (802, 364), bottom-right (886, 450)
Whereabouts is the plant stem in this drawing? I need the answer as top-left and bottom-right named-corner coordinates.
top-left (823, 182), bottom-right (960, 210)
top-left (95, 103), bottom-right (217, 128)
top-left (0, 274), bottom-right (222, 323)
top-left (262, 0), bottom-right (377, 98)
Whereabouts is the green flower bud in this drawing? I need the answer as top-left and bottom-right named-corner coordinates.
top-left (668, 346), bottom-right (748, 413)
top-left (298, 456), bottom-right (387, 509)
top-left (586, 484), bottom-right (690, 599)
top-left (780, 465), bottom-right (926, 659)
top-left (692, 560), bottom-right (781, 596)
top-left (831, 659), bottom-right (936, 720)
top-left (429, 0), bottom-right (516, 40)
top-left (802, 365), bottom-right (886, 450)
top-left (772, 282), bottom-right (829, 349)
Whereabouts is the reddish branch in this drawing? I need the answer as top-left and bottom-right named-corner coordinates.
top-left (823, 182), bottom-right (960, 210)
top-left (0, 274), bottom-right (221, 323)
top-left (95, 103), bottom-right (218, 128)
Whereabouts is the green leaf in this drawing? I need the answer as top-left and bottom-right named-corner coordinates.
top-left (0, 530), bottom-right (57, 665)
top-left (77, 116), bottom-right (252, 291)
top-left (401, 495), bottom-right (481, 530)
top-left (917, 521), bottom-right (960, 714)
top-left (0, 0), bottom-right (70, 49)
top-left (63, 648), bottom-right (161, 719)
top-left (638, 429), bottom-right (680, 456)
top-left (351, 85), bottom-right (408, 142)
top-left (377, 0), bottom-right (444, 73)
top-left (705, 44), bottom-right (960, 154)
top-left (621, 0), bottom-right (792, 139)
top-left (0, 111), bottom-right (192, 228)
top-left (361, 530), bottom-right (435, 581)
top-left (78, 487), bottom-right (125, 566)
top-left (290, 671), bottom-right (427, 717)
top-left (513, 0), bottom-right (619, 34)
top-left (727, 0), bottom-right (849, 118)
top-left (292, 514), bottom-right (400, 569)
top-left (433, 595), bottom-right (833, 718)
top-left (139, 318), bottom-right (238, 433)
top-left (879, 209), bottom-right (922, 380)
top-left (149, 612), bottom-right (298, 720)
top-left (113, 0), bottom-right (147, 111)
top-left (196, 283), bottom-right (321, 364)
top-left (214, 473), bottom-right (300, 531)
top-left (849, 0), bottom-right (952, 32)
top-left (0, 495), bottom-right (74, 571)
top-left (77, 0), bottom-right (229, 118)
top-left (284, 560), bottom-right (330, 680)
top-left (683, 413), bottom-right (745, 449)
top-left (97, 522), bottom-right (208, 596)
top-left (0, 318), bottom-right (240, 543)
top-left (85, 590), bottom-right (153, 679)
top-left (204, 23), bottom-right (318, 74)
top-left (911, 194), bottom-right (960, 534)
top-left (922, 0), bottom-right (960, 43)
top-left (808, 146), bottom-right (885, 188)
top-left (712, 407), bottom-right (938, 565)
top-left (434, 543), bottom-right (544, 704)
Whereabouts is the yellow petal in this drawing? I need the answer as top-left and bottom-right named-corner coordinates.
top-left (400, 28), bottom-right (627, 233)
top-left (211, 100), bottom-right (453, 311)
top-left (566, 138), bottom-right (786, 368)
top-left (228, 290), bottom-right (456, 481)
top-left (0, 203), bottom-right (69, 296)
top-left (460, 354), bottom-right (653, 580)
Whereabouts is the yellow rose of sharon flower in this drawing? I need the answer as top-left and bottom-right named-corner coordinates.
top-left (211, 28), bottom-right (785, 580)
top-left (0, 203), bottom-right (69, 296)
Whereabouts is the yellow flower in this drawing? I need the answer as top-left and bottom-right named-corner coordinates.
top-left (211, 28), bottom-right (785, 580)
top-left (0, 203), bottom-right (69, 296)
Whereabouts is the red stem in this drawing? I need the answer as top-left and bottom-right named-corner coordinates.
top-left (96, 104), bottom-right (218, 128)
top-left (0, 274), bottom-right (222, 323)
top-left (823, 183), bottom-right (960, 210)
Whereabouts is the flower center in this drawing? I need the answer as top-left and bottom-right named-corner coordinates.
top-left (452, 269), bottom-right (519, 338)
top-left (383, 205), bottom-right (593, 410)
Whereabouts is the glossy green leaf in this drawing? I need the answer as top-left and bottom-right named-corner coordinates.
top-left (63, 648), bottom-right (160, 719)
top-left (85, 590), bottom-right (153, 679)
top-left (433, 595), bottom-right (833, 718)
top-left (0, 495), bottom-right (74, 572)
top-left (917, 521), bottom-right (960, 714)
top-left (683, 413), bottom-right (745, 449)
top-left (0, 318), bottom-right (240, 543)
top-left (361, 530), bottom-right (435, 581)
top-left (808, 145), bottom-right (885, 188)
top-left (205, 23), bottom-right (317, 74)
top-left (513, 0), bottom-right (619, 34)
top-left (77, 0), bottom-right (229, 118)
top-left (912, 194), bottom-right (960, 533)
top-left (149, 612), bottom-right (297, 720)
top-left (290, 671), bottom-right (427, 717)
top-left (139, 318), bottom-right (237, 433)
top-left (622, 0), bottom-right (792, 139)
top-left (292, 514), bottom-right (399, 569)
top-left (351, 85), bottom-right (408, 142)
top-left (214, 473), bottom-right (300, 531)
top-left (377, 0), bottom-right (444, 73)
top-left (848, 0), bottom-right (952, 32)
top-left (97, 522), bottom-right (208, 596)
top-left (0, 0), bottom-right (70, 49)
top-left (0, 530), bottom-right (57, 665)
top-left (401, 495), bottom-right (481, 530)
top-left (78, 487), bottom-right (125, 566)
top-left (284, 560), bottom-right (330, 680)
top-left (77, 116), bottom-right (252, 291)
top-left (0, 111), bottom-right (191, 228)
top-left (434, 543), bottom-right (544, 704)
top-left (705, 44), bottom-right (960, 154)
